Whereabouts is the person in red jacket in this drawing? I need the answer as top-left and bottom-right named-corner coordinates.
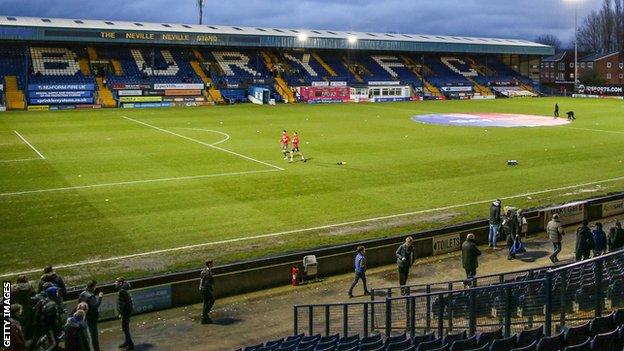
top-left (280, 130), bottom-right (290, 160)
top-left (289, 132), bottom-right (306, 163)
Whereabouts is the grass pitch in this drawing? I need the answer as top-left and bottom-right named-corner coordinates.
top-left (1, 97), bottom-right (623, 284)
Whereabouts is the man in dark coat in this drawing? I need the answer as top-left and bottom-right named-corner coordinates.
top-left (395, 237), bottom-right (415, 295)
top-left (115, 278), bottom-right (134, 350)
top-left (554, 103), bottom-right (559, 118)
top-left (462, 233), bottom-right (481, 283)
top-left (32, 286), bottom-right (62, 351)
top-left (609, 221), bottom-right (624, 251)
top-left (9, 304), bottom-right (27, 351)
top-left (63, 310), bottom-right (91, 351)
top-left (38, 266), bottom-right (66, 299)
top-left (11, 275), bottom-right (35, 340)
top-left (78, 280), bottom-right (103, 351)
top-left (575, 220), bottom-right (594, 261)
top-left (488, 200), bottom-right (502, 249)
top-left (199, 260), bottom-right (215, 324)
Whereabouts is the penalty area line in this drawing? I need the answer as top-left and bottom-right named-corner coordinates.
top-left (14, 130), bottom-right (46, 160)
top-left (0, 169), bottom-right (279, 197)
top-left (3, 174), bottom-right (624, 277)
top-left (121, 116), bottom-right (284, 171)
top-left (0, 158), bottom-right (42, 164)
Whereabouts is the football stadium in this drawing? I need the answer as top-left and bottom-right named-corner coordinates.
top-left (2, 1), bottom-right (624, 351)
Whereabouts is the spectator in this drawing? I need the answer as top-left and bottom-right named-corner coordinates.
top-left (592, 222), bottom-right (607, 256)
top-left (78, 280), bottom-right (103, 351)
top-left (32, 286), bottom-right (62, 351)
top-left (38, 265), bottom-right (67, 299)
top-left (395, 237), bottom-right (415, 295)
top-left (199, 260), bottom-right (215, 325)
top-left (348, 246), bottom-right (370, 298)
top-left (575, 220), bottom-right (594, 261)
top-left (11, 275), bottom-right (35, 340)
top-left (115, 277), bottom-right (134, 350)
top-left (502, 209), bottom-right (516, 260)
top-left (9, 304), bottom-right (27, 351)
top-left (489, 199), bottom-right (502, 249)
top-left (64, 310), bottom-right (91, 351)
top-left (609, 221), bottom-right (624, 251)
top-left (461, 233), bottom-right (481, 285)
top-left (547, 214), bottom-right (565, 263)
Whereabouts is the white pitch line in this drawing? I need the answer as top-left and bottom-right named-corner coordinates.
top-left (0, 169), bottom-right (279, 197)
top-left (122, 116), bottom-right (284, 171)
top-left (565, 126), bottom-right (624, 135)
top-left (3, 174), bottom-right (624, 277)
top-left (0, 158), bottom-right (41, 164)
top-left (178, 128), bottom-right (230, 146)
top-left (14, 131), bottom-right (46, 159)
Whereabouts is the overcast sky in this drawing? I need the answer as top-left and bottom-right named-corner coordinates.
top-left (0, 0), bottom-right (602, 43)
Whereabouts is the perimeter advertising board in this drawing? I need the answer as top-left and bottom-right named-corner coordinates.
top-left (602, 199), bottom-right (624, 217)
top-left (153, 83), bottom-right (204, 90)
top-left (298, 86), bottom-right (350, 103)
top-left (120, 96), bottom-right (163, 103)
top-left (542, 201), bottom-right (586, 226)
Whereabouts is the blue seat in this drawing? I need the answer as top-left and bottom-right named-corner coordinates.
top-left (517, 327), bottom-right (544, 348)
top-left (511, 340), bottom-right (537, 351)
top-left (490, 335), bottom-right (516, 351)
top-left (449, 335), bottom-right (476, 351)
top-left (535, 331), bottom-right (563, 351)
top-left (476, 328), bottom-right (502, 347)
top-left (562, 338), bottom-right (590, 351)
top-left (388, 338), bottom-right (412, 351)
top-left (412, 332), bottom-right (436, 348)
top-left (360, 339), bottom-right (382, 351)
top-left (442, 331), bottom-right (467, 346)
top-left (564, 322), bottom-right (590, 346)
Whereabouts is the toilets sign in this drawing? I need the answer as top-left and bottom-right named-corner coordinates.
top-left (432, 232), bottom-right (462, 255)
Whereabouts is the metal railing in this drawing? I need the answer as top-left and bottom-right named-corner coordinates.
top-left (294, 249), bottom-right (624, 338)
top-left (370, 266), bottom-right (550, 300)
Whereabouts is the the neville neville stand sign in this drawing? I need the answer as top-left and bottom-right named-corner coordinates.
top-left (2, 281), bottom-right (10, 348)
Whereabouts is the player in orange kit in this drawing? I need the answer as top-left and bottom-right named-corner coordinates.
top-left (280, 130), bottom-right (290, 160)
top-left (290, 131), bottom-right (306, 163)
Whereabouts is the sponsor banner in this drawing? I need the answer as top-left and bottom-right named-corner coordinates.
top-left (30, 97), bottom-right (94, 105)
top-left (66, 285), bottom-right (172, 321)
top-left (76, 104), bottom-right (102, 109)
top-left (112, 83), bottom-right (152, 90)
top-left (542, 201), bottom-right (586, 227)
top-left (120, 96), bottom-right (163, 103)
top-left (440, 86), bottom-right (473, 92)
top-left (298, 86), bottom-right (350, 103)
top-left (432, 232), bottom-right (462, 255)
top-left (572, 94), bottom-right (624, 100)
top-left (308, 98), bottom-right (344, 104)
top-left (372, 97), bottom-right (412, 103)
top-left (578, 85), bottom-right (623, 96)
top-left (27, 105), bottom-right (50, 111)
top-left (144, 90), bottom-right (165, 96)
top-left (171, 101), bottom-right (213, 107)
top-left (164, 89), bottom-right (201, 96)
top-left (603, 199), bottom-right (624, 217)
top-left (330, 81), bottom-right (347, 87)
top-left (368, 81), bottom-right (401, 86)
top-left (472, 95), bottom-right (496, 100)
top-left (28, 83), bottom-right (95, 91)
top-left (122, 102), bottom-right (173, 109)
top-left (117, 90), bottom-right (143, 96)
top-left (311, 81), bottom-right (330, 87)
top-left (29, 91), bottom-right (92, 98)
top-left (153, 83), bottom-right (204, 90)
top-left (49, 105), bottom-right (76, 111)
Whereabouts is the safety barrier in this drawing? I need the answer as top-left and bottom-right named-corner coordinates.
top-left (294, 249), bottom-right (624, 337)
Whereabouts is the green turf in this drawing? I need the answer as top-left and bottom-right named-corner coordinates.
top-left (1, 97), bottom-right (623, 283)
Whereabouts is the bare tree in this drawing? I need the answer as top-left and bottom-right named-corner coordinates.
top-left (535, 34), bottom-right (564, 51)
top-left (577, 0), bottom-right (624, 52)
top-left (196, 0), bottom-right (205, 25)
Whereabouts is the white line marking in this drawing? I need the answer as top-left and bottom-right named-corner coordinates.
top-left (0, 158), bottom-right (41, 164)
top-left (178, 128), bottom-right (230, 146)
top-left (0, 169), bottom-right (279, 197)
top-left (14, 131), bottom-right (46, 159)
top-left (565, 126), bottom-right (624, 135)
top-left (122, 116), bottom-right (284, 171)
top-left (3, 174), bottom-right (624, 277)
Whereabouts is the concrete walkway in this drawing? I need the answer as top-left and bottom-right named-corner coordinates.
top-left (96, 217), bottom-right (622, 351)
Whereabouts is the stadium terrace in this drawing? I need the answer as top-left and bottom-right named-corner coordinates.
top-left (0, 16), bottom-right (553, 111)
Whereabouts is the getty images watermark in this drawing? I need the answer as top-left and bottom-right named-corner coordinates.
top-left (2, 281), bottom-right (10, 348)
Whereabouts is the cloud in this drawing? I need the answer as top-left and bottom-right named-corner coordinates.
top-left (0, 0), bottom-right (601, 42)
